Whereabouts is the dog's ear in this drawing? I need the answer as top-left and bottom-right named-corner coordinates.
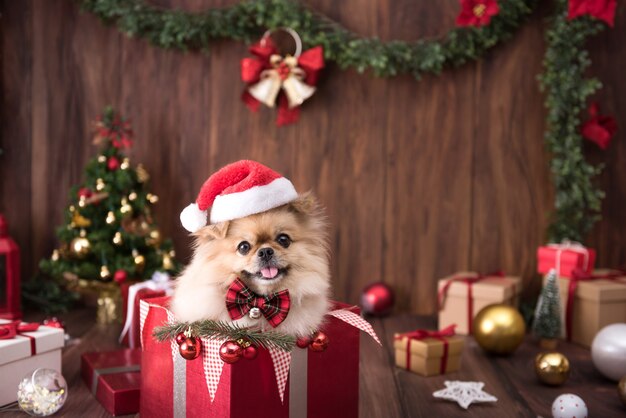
top-left (289, 191), bottom-right (319, 217)
top-left (193, 221), bottom-right (230, 241)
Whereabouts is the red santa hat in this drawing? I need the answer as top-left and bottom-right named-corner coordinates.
top-left (180, 160), bottom-right (298, 232)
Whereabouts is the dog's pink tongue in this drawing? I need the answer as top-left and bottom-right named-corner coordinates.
top-left (261, 267), bottom-right (279, 279)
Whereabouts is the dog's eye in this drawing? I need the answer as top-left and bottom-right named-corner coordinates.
top-left (237, 241), bottom-right (251, 255)
top-left (276, 234), bottom-right (291, 248)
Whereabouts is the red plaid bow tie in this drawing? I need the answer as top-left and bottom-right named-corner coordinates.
top-left (225, 278), bottom-right (290, 327)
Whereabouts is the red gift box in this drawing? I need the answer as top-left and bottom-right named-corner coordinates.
top-left (81, 349), bottom-right (141, 416)
top-left (537, 242), bottom-right (596, 278)
top-left (140, 296), bottom-right (379, 418)
top-left (120, 274), bottom-right (173, 347)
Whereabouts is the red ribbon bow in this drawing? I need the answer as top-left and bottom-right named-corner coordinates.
top-left (395, 324), bottom-right (457, 374)
top-left (438, 271), bottom-right (506, 334)
top-left (241, 38), bottom-right (324, 126)
top-left (563, 268), bottom-right (626, 341)
top-left (0, 321), bottom-right (40, 355)
top-left (225, 278), bottom-right (290, 328)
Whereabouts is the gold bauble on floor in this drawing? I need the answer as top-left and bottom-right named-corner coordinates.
top-left (473, 304), bottom-right (526, 355)
top-left (535, 352), bottom-right (570, 386)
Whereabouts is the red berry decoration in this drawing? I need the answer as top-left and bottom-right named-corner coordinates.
top-left (175, 332), bottom-right (187, 346)
top-left (309, 331), bottom-right (329, 352)
top-left (243, 345), bottom-right (258, 360)
top-left (113, 269), bottom-right (128, 284)
top-left (179, 336), bottom-right (202, 360)
top-left (296, 336), bottom-right (312, 349)
top-left (42, 317), bottom-right (65, 330)
top-left (219, 340), bottom-right (243, 364)
top-left (77, 187), bottom-right (92, 199)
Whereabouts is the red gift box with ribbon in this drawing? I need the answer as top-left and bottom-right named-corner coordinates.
top-left (438, 271), bottom-right (521, 335)
top-left (0, 320), bottom-right (64, 406)
top-left (393, 325), bottom-right (465, 376)
top-left (139, 296), bottom-right (380, 418)
top-left (81, 349), bottom-right (142, 416)
top-left (537, 241), bottom-right (596, 278)
top-left (120, 272), bottom-right (174, 348)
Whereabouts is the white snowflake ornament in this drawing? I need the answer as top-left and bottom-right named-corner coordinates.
top-left (551, 394), bottom-right (587, 418)
top-left (432, 381), bottom-right (498, 409)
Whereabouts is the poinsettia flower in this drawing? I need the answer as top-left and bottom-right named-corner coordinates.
top-left (581, 102), bottom-right (617, 149)
top-left (456, 0), bottom-right (500, 27)
top-left (568, 0), bottom-right (617, 27)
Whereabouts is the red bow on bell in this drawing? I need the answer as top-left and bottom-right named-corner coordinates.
top-left (225, 278), bottom-right (290, 327)
top-left (241, 38), bottom-right (324, 126)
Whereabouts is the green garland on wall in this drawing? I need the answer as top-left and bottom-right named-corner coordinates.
top-left (541, 0), bottom-right (606, 242)
top-left (80, 0), bottom-right (612, 243)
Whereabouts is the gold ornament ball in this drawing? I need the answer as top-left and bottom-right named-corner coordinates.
top-left (473, 304), bottom-right (526, 355)
top-left (147, 229), bottom-right (162, 247)
top-left (100, 265), bottom-right (111, 280)
top-left (535, 352), bottom-right (570, 386)
top-left (619, 376), bottom-right (626, 406)
top-left (70, 235), bottom-right (91, 258)
top-left (133, 250), bottom-right (146, 273)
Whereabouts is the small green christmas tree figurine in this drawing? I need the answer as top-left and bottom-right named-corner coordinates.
top-left (533, 268), bottom-right (562, 349)
top-left (40, 107), bottom-right (179, 314)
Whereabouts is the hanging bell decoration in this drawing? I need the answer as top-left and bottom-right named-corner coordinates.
top-left (241, 28), bottom-right (324, 126)
top-left (70, 230), bottom-right (91, 258)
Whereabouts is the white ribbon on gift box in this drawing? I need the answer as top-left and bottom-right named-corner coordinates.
top-left (547, 239), bottom-right (590, 278)
top-left (119, 271), bottom-right (174, 348)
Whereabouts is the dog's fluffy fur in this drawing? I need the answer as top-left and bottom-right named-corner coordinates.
top-left (171, 193), bottom-right (330, 337)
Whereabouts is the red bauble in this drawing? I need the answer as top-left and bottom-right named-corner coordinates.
top-left (113, 269), bottom-right (127, 284)
top-left (179, 336), bottom-right (202, 360)
top-left (309, 331), bottom-right (329, 352)
top-left (42, 317), bottom-right (65, 330)
top-left (77, 188), bottom-right (92, 199)
top-left (107, 156), bottom-right (120, 170)
top-left (219, 340), bottom-right (243, 364)
top-left (174, 332), bottom-right (187, 346)
top-left (296, 336), bottom-right (312, 349)
top-left (243, 345), bottom-right (258, 360)
top-left (361, 282), bottom-right (395, 316)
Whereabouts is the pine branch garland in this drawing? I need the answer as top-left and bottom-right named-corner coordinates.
top-left (154, 320), bottom-right (297, 352)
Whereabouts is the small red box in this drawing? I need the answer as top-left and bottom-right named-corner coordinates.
top-left (120, 282), bottom-right (166, 347)
top-left (81, 349), bottom-right (141, 416)
top-left (537, 244), bottom-right (596, 278)
top-left (141, 296), bottom-right (361, 418)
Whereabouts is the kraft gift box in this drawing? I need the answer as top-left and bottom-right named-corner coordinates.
top-left (394, 329), bottom-right (464, 376)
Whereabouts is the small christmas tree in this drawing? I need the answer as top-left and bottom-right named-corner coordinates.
top-left (40, 107), bottom-right (179, 288)
top-left (533, 269), bottom-right (562, 348)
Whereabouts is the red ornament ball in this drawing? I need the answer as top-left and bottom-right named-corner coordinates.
top-left (113, 269), bottom-right (128, 284)
top-left (219, 340), bottom-right (243, 364)
top-left (42, 317), bottom-right (65, 330)
top-left (174, 332), bottom-right (187, 346)
top-left (296, 336), bottom-right (312, 349)
top-left (243, 345), bottom-right (258, 360)
top-left (107, 156), bottom-right (120, 170)
top-left (179, 336), bottom-right (202, 360)
top-left (361, 282), bottom-right (395, 316)
top-left (309, 331), bottom-right (329, 352)
top-left (77, 188), bottom-right (92, 199)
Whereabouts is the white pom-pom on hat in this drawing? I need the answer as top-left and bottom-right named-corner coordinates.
top-left (180, 203), bottom-right (208, 233)
top-left (180, 160), bottom-right (298, 233)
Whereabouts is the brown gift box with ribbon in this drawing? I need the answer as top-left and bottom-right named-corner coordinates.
top-left (542, 269), bottom-right (626, 347)
top-left (438, 271), bottom-right (521, 335)
top-left (394, 325), bottom-right (464, 376)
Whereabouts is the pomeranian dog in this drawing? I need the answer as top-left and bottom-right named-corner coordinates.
top-left (171, 192), bottom-right (330, 338)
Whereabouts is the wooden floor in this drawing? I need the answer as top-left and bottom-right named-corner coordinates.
top-left (3, 308), bottom-right (624, 417)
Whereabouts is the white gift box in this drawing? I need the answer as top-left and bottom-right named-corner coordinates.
top-left (0, 320), bottom-right (64, 406)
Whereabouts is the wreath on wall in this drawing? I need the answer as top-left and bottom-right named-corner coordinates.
top-left (80, 0), bottom-right (619, 244)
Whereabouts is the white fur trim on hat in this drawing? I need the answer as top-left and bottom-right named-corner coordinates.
top-left (210, 177), bottom-right (297, 224)
top-left (180, 203), bottom-right (208, 233)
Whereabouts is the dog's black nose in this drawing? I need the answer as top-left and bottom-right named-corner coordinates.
top-left (257, 247), bottom-right (274, 261)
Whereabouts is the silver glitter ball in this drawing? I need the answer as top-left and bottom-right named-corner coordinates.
top-left (249, 307), bottom-right (261, 319)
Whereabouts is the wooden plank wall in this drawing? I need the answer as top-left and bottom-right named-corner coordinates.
top-left (1, 0), bottom-right (625, 314)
